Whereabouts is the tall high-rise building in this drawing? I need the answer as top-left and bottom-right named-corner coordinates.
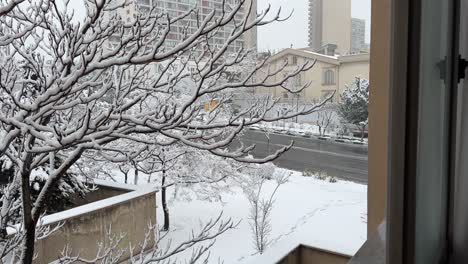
top-left (351, 18), bottom-right (366, 53)
top-left (308, 0), bottom-right (351, 55)
top-left (116, 0), bottom-right (257, 53)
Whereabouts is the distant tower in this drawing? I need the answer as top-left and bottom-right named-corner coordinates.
top-left (308, 0), bottom-right (351, 55)
top-left (351, 18), bottom-right (366, 53)
top-left (243, 0), bottom-right (258, 52)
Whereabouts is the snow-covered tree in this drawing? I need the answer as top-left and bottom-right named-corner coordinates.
top-left (338, 77), bottom-right (369, 140)
top-left (0, 0), bottom-right (333, 262)
top-left (315, 103), bottom-right (336, 136)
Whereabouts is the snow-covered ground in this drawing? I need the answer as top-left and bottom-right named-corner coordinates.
top-left (250, 121), bottom-right (321, 135)
top-left (111, 168), bottom-right (367, 263)
top-left (250, 122), bottom-right (369, 145)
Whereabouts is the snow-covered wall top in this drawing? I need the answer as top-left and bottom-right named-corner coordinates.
top-left (6, 181), bottom-right (156, 236)
top-left (92, 178), bottom-right (140, 192)
top-left (40, 184), bottom-right (157, 226)
top-left (246, 235), bottom-right (353, 264)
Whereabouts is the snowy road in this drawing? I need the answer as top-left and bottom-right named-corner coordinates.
top-left (236, 130), bottom-right (368, 183)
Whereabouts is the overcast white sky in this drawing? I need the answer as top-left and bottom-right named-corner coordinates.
top-left (257, 0), bottom-right (371, 51)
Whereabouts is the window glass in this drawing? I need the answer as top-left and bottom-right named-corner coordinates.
top-left (323, 69), bottom-right (335, 85)
top-left (414, 0), bottom-right (452, 263)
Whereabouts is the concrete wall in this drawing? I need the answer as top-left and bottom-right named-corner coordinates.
top-left (278, 245), bottom-right (351, 264)
top-left (33, 185), bottom-right (157, 263)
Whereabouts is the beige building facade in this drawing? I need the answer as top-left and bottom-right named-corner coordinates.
top-left (254, 48), bottom-right (369, 103)
top-left (308, 0), bottom-right (352, 55)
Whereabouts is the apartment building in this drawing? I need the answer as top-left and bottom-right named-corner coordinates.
top-left (351, 18), bottom-right (366, 53)
top-left (308, 0), bottom-right (351, 55)
top-left (116, 0), bottom-right (257, 52)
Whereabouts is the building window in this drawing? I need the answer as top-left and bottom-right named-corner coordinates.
top-left (292, 56), bottom-right (298, 65)
top-left (139, 0), bottom-right (150, 5)
top-left (323, 69), bottom-right (335, 85)
top-left (294, 74), bottom-right (302, 87)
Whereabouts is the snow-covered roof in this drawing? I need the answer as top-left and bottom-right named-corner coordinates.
top-left (301, 50), bottom-right (339, 60)
top-left (338, 53), bottom-right (370, 63)
top-left (268, 48), bottom-right (340, 65)
top-left (267, 48), bottom-right (370, 67)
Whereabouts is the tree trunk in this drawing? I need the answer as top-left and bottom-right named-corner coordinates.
top-left (161, 171), bottom-right (169, 231)
top-left (134, 168), bottom-right (139, 185)
top-left (19, 149), bottom-right (36, 264)
top-left (19, 146), bottom-right (83, 263)
top-left (361, 125), bottom-right (365, 141)
top-left (21, 217), bottom-right (36, 264)
top-left (267, 138), bottom-right (270, 155)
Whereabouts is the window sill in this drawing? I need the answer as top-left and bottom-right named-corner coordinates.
top-left (348, 221), bottom-right (386, 264)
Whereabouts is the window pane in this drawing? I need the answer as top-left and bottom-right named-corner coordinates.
top-left (414, 0), bottom-right (452, 263)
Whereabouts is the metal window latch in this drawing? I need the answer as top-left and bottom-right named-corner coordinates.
top-left (458, 55), bottom-right (468, 83)
top-left (437, 55), bottom-right (468, 83)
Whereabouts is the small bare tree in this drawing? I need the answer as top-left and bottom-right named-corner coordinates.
top-left (0, 0), bottom-right (333, 262)
top-left (315, 104), bottom-right (336, 136)
top-left (238, 164), bottom-right (290, 254)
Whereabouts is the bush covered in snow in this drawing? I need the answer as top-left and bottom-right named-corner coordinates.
top-left (302, 169), bottom-right (315, 177)
top-left (339, 77), bottom-right (369, 140)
